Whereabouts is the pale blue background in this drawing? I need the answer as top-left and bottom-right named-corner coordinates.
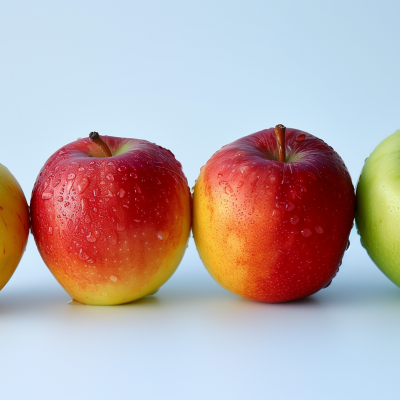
top-left (1, 1), bottom-right (400, 399)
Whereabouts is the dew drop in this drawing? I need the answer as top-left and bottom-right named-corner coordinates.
top-left (315, 225), bottom-right (324, 234)
top-left (106, 173), bottom-right (114, 181)
top-left (118, 166), bottom-right (127, 172)
top-left (43, 181), bottom-right (49, 190)
top-left (109, 236), bottom-right (118, 245)
top-left (157, 231), bottom-right (169, 240)
top-left (285, 202), bottom-right (295, 211)
top-left (301, 228), bottom-right (312, 237)
top-left (290, 215), bottom-right (299, 225)
top-left (87, 259), bottom-right (94, 263)
top-left (110, 275), bottom-right (118, 282)
top-left (67, 173), bottom-right (76, 180)
top-left (118, 189), bottom-right (126, 198)
top-left (86, 232), bottom-right (97, 242)
top-left (77, 177), bottom-right (90, 194)
top-left (66, 179), bottom-right (73, 194)
top-left (296, 134), bottom-right (306, 142)
top-left (218, 173), bottom-right (223, 178)
top-left (52, 179), bottom-right (61, 187)
top-left (225, 185), bottom-right (233, 195)
top-left (134, 185), bottom-right (141, 194)
top-left (42, 192), bottom-right (53, 200)
top-left (48, 227), bottom-right (53, 235)
top-left (237, 181), bottom-right (244, 188)
top-left (346, 240), bottom-right (350, 251)
top-left (79, 249), bottom-right (89, 261)
top-left (78, 167), bottom-right (85, 171)
top-left (323, 280), bottom-right (332, 289)
top-left (248, 206), bottom-right (255, 215)
top-left (130, 172), bottom-right (137, 178)
top-left (117, 222), bottom-right (126, 232)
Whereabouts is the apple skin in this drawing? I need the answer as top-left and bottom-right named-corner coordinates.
top-left (30, 135), bottom-right (191, 305)
top-left (355, 129), bottom-right (400, 286)
top-left (193, 127), bottom-right (355, 303)
top-left (0, 164), bottom-right (29, 291)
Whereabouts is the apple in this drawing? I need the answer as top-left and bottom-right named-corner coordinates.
top-left (0, 164), bottom-right (29, 291)
top-left (30, 132), bottom-right (191, 305)
top-left (193, 125), bottom-right (355, 302)
top-left (355, 129), bottom-right (400, 286)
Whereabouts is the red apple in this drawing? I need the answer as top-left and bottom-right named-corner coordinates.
top-left (30, 133), bottom-right (191, 305)
top-left (193, 125), bottom-right (355, 302)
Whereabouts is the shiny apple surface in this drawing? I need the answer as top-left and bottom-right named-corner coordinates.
top-left (193, 127), bottom-right (355, 302)
top-left (31, 136), bottom-right (191, 305)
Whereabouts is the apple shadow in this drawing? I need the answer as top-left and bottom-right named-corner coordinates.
top-left (0, 285), bottom-right (71, 316)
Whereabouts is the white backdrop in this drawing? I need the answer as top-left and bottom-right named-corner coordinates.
top-left (1, 1), bottom-right (400, 399)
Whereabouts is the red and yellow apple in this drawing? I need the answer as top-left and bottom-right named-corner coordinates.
top-left (193, 125), bottom-right (355, 302)
top-left (30, 133), bottom-right (191, 305)
top-left (0, 164), bottom-right (30, 291)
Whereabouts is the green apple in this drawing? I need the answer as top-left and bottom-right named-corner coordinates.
top-left (356, 129), bottom-right (400, 285)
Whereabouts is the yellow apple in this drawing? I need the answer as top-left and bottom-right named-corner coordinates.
top-left (0, 164), bottom-right (30, 291)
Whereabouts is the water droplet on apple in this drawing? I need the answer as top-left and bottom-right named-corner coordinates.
top-left (130, 172), bottom-right (137, 178)
top-left (346, 240), bottom-right (350, 251)
top-left (48, 227), bottom-right (53, 235)
top-left (78, 167), bottom-right (85, 171)
top-left (67, 173), bottom-right (76, 180)
top-left (364, 157), bottom-right (368, 163)
top-left (360, 238), bottom-right (365, 248)
top-left (87, 259), bottom-right (94, 263)
top-left (285, 202), bottom-right (295, 211)
top-left (117, 222), bottom-right (126, 232)
top-left (64, 202), bottom-right (70, 207)
top-left (157, 231), bottom-right (169, 240)
top-left (237, 181), bottom-right (244, 188)
top-left (42, 192), bottom-right (53, 200)
top-left (296, 134), bottom-right (306, 142)
top-left (118, 166), bottom-right (127, 172)
top-left (225, 185), bottom-right (233, 195)
top-left (315, 225), bottom-right (324, 234)
top-left (118, 189), bottom-right (126, 198)
top-left (79, 249), bottom-right (89, 260)
top-left (218, 173), bottom-right (223, 178)
top-left (110, 275), bottom-right (118, 282)
top-left (67, 219), bottom-right (74, 229)
top-left (106, 173), bottom-right (114, 181)
top-left (77, 177), bottom-right (90, 194)
top-left (65, 179), bottom-right (73, 194)
top-left (52, 178), bottom-right (61, 187)
top-left (43, 181), bottom-right (49, 191)
top-left (109, 236), bottom-right (118, 245)
top-left (248, 206), bottom-right (255, 215)
top-left (323, 279), bottom-right (332, 288)
top-left (301, 228), bottom-right (312, 237)
top-left (290, 215), bottom-right (299, 225)
top-left (86, 232), bottom-right (97, 242)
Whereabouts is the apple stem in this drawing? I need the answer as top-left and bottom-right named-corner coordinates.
top-left (274, 124), bottom-right (286, 162)
top-left (89, 132), bottom-right (112, 157)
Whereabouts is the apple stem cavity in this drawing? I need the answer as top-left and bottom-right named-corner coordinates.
top-left (274, 124), bottom-right (286, 162)
top-left (89, 131), bottom-right (112, 157)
